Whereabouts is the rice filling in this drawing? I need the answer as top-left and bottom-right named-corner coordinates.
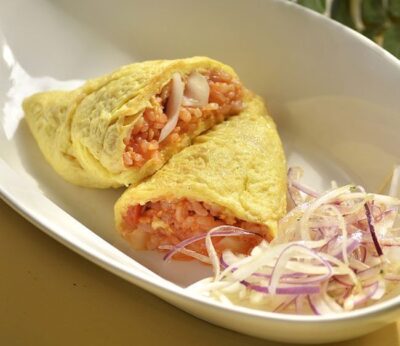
top-left (121, 198), bottom-right (270, 258)
top-left (123, 69), bottom-right (243, 168)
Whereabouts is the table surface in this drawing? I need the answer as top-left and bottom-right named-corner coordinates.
top-left (1, 199), bottom-right (400, 346)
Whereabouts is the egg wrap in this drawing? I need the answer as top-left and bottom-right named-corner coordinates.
top-left (23, 57), bottom-right (238, 188)
top-left (115, 94), bottom-right (287, 240)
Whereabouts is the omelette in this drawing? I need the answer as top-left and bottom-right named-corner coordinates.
top-left (114, 94), bottom-right (287, 257)
top-left (23, 57), bottom-right (244, 188)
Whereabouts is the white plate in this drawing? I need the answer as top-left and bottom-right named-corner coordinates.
top-left (1, 0), bottom-right (400, 343)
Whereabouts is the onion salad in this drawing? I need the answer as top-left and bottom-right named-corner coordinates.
top-left (165, 167), bottom-right (400, 315)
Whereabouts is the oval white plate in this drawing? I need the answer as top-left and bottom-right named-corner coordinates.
top-left (1, 0), bottom-right (400, 343)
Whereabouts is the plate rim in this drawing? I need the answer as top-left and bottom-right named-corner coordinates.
top-left (1, 0), bottom-right (400, 329)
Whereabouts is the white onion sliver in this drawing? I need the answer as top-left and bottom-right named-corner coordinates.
top-left (269, 244), bottom-right (332, 295)
top-left (182, 72), bottom-right (210, 107)
top-left (299, 185), bottom-right (358, 241)
top-left (158, 73), bottom-right (184, 142)
top-left (158, 245), bottom-right (211, 264)
top-left (309, 294), bottom-right (336, 315)
top-left (206, 229), bottom-right (221, 280)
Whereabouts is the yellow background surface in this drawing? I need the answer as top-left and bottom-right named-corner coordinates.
top-left (1, 199), bottom-right (399, 346)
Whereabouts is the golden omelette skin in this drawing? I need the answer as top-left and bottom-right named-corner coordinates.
top-left (23, 57), bottom-right (239, 188)
top-left (115, 95), bottom-right (287, 240)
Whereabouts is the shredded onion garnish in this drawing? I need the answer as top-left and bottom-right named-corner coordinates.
top-left (178, 167), bottom-right (400, 315)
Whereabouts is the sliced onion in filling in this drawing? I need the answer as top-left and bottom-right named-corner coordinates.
top-left (158, 73), bottom-right (184, 142)
top-left (122, 69), bottom-right (243, 168)
top-left (182, 72), bottom-right (210, 107)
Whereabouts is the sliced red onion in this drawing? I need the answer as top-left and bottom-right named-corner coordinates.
top-left (274, 297), bottom-right (297, 312)
top-left (318, 234), bottom-right (339, 253)
top-left (287, 167), bottom-right (319, 200)
top-left (268, 243), bottom-right (332, 294)
top-left (350, 281), bottom-right (379, 307)
top-left (287, 168), bottom-right (306, 207)
top-left (331, 233), bottom-right (362, 261)
top-left (349, 257), bottom-right (370, 271)
top-left (356, 246), bottom-right (367, 263)
top-left (364, 203), bottom-right (383, 256)
top-left (220, 253), bottom-right (307, 279)
top-left (220, 254), bottom-right (233, 270)
top-left (241, 281), bottom-right (320, 295)
top-left (362, 238), bottom-right (400, 247)
top-left (295, 296), bottom-right (304, 314)
top-left (163, 226), bottom-right (259, 261)
top-left (222, 260), bottom-right (331, 286)
top-left (357, 265), bottom-right (382, 283)
top-left (311, 227), bottom-right (324, 239)
top-left (159, 73), bottom-right (184, 142)
top-left (308, 294), bottom-right (338, 315)
top-left (281, 276), bottom-right (331, 285)
top-left (343, 282), bottom-right (381, 310)
top-left (332, 275), bottom-right (353, 287)
top-left (343, 287), bottom-right (352, 299)
top-left (307, 295), bottom-right (320, 315)
top-left (384, 273), bottom-right (400, 281)
top-left (287, 189), bottom-right (298, 210)
top-left (257, 271), bottom-right (331, 285)
top-left (311, 223), bottom-right (340, 236)
top-left (253, 272), bottom-right (307, 280)
top-left (291, 180), bottom-right (319, 198)
top-left (372, 205), bottom-right (383, 222)
top-left (370, 279), bottom-right (386, 300)
top-left (353, 205), bottom-right (388, 224)
top-left (159, 244), bottom-right (211, 264)
top-left (182, 72), bottom-right (210, 107)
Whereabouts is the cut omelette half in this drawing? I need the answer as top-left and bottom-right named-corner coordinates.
top-left (114, 94), bottom-right (287, 258)
top-left (23, 57), bottom-right (244, 188)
